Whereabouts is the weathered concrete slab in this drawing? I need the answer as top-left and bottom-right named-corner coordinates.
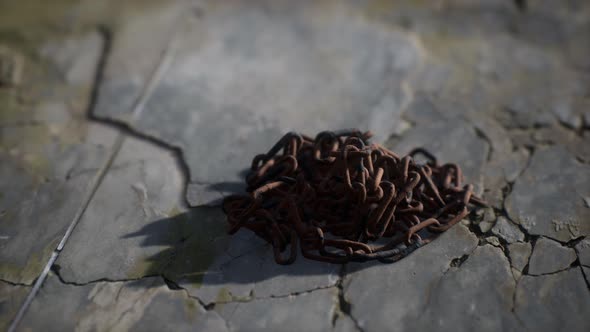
top-left (505, 146), bottom-right (590, 242)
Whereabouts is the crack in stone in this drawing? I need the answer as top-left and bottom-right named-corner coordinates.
top-left (334, 264), bottom-right (364, 332)
top-left (0, 278), bottom-right (32, 287)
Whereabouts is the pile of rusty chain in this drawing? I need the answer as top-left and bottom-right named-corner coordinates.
top-left (223, 129), bottom-right (487, 264)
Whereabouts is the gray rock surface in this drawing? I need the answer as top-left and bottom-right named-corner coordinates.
top-left (514, 269), bottom-right (590, 331)
top-left (3, 0), bottom-right (590, 331)
top-left (528, 238), bottom-right (577, 275)
top-left (215, 288), bottom-right (338, 332)
top-left (20, 275), bottom-right (227, 332)
top-left (505, 146), bottom-right (590, 242)
top-left (0, 30), bottom-right (108, 284)
top-left (344, 225), bottom-right (479, 331)
top-left (407, 245), bottom-right (520, 332)
top-left (94, 0), bottom-right (423, 205)
top-left (575, 238), bottom-right (590, 267)
top-left (492, 216), bottom-right (525, 244)
top-left (0, 281), bottom-right (28, 331)
top-left (508, 242), bottom-right (532, 272)
top-left (55, 135), bottom-right (186, 282)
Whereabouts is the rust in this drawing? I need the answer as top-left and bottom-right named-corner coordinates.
top-left (222, 130), bottom-right (487, 265)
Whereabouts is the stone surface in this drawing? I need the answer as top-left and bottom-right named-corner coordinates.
top-left (344, 225), bottom-right (479, 331)
top-left (215, 288), bottom-right (338, 332)
top-left (387, 114), bottom-right (489, 195)
top-left (0, 281), bottom-right (28, 331)
top-left (575, 238), bottom-right (590, 267)
top-left (491, 216), bottom-right (525, 244)
top-left (94, 0), bottom-right (423, 205)
top-left (20, 274), bottom-right (227, 331)
top-left (478, 208), bottom-right (496, 233)
top-left (0, 30), bottom-right (109, 285)
top-left (528, 238), bottom-right (577, 275)
top-left (505, 146), bottom-right (590, 242)
top-left (515, 269), bottom-right (590, 331)
top-left (407, 245), bottom-right (519, 332)
top-left (508, 242), bottom-right (532, 272)
top-left (3, 0), bottom-right (590, 330)
top-left (55, 135), bottom-right (186, 282)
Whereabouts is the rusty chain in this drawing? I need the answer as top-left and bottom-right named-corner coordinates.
top-left (222, 129), bottom-right (487, 264)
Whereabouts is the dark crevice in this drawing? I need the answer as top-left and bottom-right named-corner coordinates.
top-left (87, 116), bottom-right (192, 209)
top-left (450, 254), bottom-right (469, 268)
top-left (334, 264), bottom-right (364, 332)
top-left (513, 0), bottom-right (527, 12)
top-left (472, 126), bottom-right (494, 162)
top-left (85, 24), bottom-right (192, 208)
top-left (0, 278), bottom-right (32, 287)
top-left (521, 237), bottom-right (539, 275)
top-left (50, 264), bottom-right (160, 286)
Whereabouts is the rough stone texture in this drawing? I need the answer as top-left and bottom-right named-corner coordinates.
top-left (94, 0), bottom-right (422, 205)
top-left (528, 238), bottom-right (577, 275)
top-left (508, 242), bottom-right (532, 273)
top-left (0, 281), bottom-right (28, 331)
top-left (491, 216), bottom-right (525, 244)
top-left (407, 245), bottom-right (520, 332)
top-left (215, 288), bottom-right (338, 332)
top-left (344, 225), bottom-right (479, 331)
top-left (505, 146), bottom-right (590, 242)
top-left (0, 31), bottom-right (109, 285)
top-left (3, 0), bottom-right (590, 330)
top-left (575, 238), bottom-right (590, 267)
top-left (55, 135), bottom-right (186, 282)
top-left (478, 208), bottom-right (496, 233)
top-left (20, 275), bottom-right (228, 332)
top-left (515, 269), bottom-right (590, 331)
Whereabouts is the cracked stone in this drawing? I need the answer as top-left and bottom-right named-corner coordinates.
top-left (333, 313), bottom-right (360, 332)
top-left (344, 225), bottom-right (479, 332)
top-left (478, 208), bottom-right (496, 233)
top-left (505, 146), bottom-right (590, 242)
top-left (484, 236), bottom-right (502, 248)
top-left (0, 46), bottom-right (23, 86)
top-left (528, 237), bottom-right (577, 275)
top-left (40, 31), bottom-right (104, 85)
top-left (491, 216), bottom-right (524, 244)
top-left (214, 287), bottom-right (337, 332)
top-left (0, 28), bottom-right (107, 285)
top-left (94, 0), bottom-right (423, 205)
top-left (515, 268), bottom-right (590, 331)
top-left (386, 116), bottom-right (489, 195)
top-left (56, 135), bottom-right (187, 283)
top-left (408, 245), bottom-right (520, 331)
top-left (575, 238), bottom-right (590, 267)
top-left (173, 228), bottom-right (339, 304)
top-left (20, 274), bottom-right (227, 331)
top-left (508, 242), bottom-right (532, 272)
top-left (0, 280), bottom-right (28, 331)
